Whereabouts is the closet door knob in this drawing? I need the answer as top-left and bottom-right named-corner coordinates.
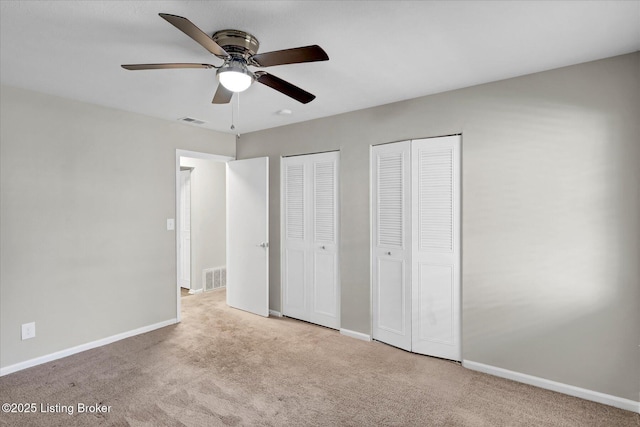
top-left (386, 251), bottom-right (392, 255)
top-left (321, 245), bottom-right (326, 250)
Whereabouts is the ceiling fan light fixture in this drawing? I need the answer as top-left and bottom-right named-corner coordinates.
top-left (123, 15), bottom-right (329, 104)
top-left (217, 61), bottom-right (253, 93)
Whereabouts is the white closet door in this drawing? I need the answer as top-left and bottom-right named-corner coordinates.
top-left (371, 141), bottom-right (412, 351)
top-left (411, 136), bottom-right (461, 360)
top-left (178, 169), bottom-right (191, 289)
top-left (309, 152), bottom-right (340, 328)
top-left (282, 152), bottom-right (340, 329)
top-left (282, 156), bottom-right (308, 320)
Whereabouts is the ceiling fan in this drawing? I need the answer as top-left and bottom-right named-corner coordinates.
top-left (122, 13), bottom-right (329, 104)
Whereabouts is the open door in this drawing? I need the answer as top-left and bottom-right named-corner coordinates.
top-left (226, 157), bottom-right (269, 317)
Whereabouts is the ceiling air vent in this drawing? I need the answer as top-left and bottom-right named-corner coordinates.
top-left (178, 117), bottom-right (206, 125)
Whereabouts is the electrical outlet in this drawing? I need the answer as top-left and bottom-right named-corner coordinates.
top-left (21, 322), bottom-right (35, 340)
top-left (167, 218), bottom-right (175, 231)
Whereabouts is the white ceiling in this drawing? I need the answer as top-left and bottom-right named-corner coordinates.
top-left (1, 1), bottom-right (638, 134)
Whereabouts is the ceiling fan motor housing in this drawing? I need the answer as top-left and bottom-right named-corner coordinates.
top-left (212, 29), bottom-right (260, 61)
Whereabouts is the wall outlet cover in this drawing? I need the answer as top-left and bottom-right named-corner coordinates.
top-left (21, 322), bottom-right (35, 340)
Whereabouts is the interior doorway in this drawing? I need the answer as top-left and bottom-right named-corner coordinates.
top-left (175, 149), bottom-right (234, 321)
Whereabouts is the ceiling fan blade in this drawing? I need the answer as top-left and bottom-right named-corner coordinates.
top-left (256, 72), bottom-right (316, 104)
top-left (251, 45), bottom-right (328, 67)
top-left (159, 13), bottom-right (229, 58)
top-left (121, 63), bottom-right (215, 70)
top-left (212, 85), bottom-right (233, 104)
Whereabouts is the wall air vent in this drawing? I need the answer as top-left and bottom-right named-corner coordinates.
top-left (203, 266), bottom-right (226, 292)
top-left (178, 117), bottom-right (206, 126)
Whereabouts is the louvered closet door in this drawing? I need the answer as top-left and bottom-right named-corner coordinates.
top-left (282, 152), bottom-right (340, 329)
top-left (371, 141), bottom-right (412, 351)
top-left (282, 156), bottom-right (308, 321)
top-left (411, 136), bottom-right (461, 360)
top-left (309, 152), bottom-right (339, 328)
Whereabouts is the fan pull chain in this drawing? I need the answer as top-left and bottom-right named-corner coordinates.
top-left (230, 95), bottom-right (235, 131)
top-left (230, 93), bottom-right (241, 137)
top-left (236, 93), bottom-right (241, 137)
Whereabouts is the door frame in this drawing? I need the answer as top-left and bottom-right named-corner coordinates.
top-left (175, 149), bottom-right (234, 322)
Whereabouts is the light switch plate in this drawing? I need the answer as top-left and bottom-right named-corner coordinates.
top-left (167, 219), bottom-right (175, 231)
top-left (22, 322), bottom-right (35, 340)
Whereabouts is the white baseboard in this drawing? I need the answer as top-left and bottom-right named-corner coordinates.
top-left (462, 360), bottom-right (639, 414)
top-left (188, 288), bottom-right (203, 295)
top-left (340, 328), bottom-right (371, 342)
top-left (269, 310), bottom-right (282, 317)
top-left (0, 318), bottom-right (177, 377)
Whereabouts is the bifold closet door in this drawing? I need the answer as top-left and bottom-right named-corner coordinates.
top-left (411, 136), bottom-right (461, 361)
top-left (371, 141), bottom-right (412, 351)
top-left (282, 155), bottom-right (307, 322)
top-left (371, 136), bottom-right (461, 361)
top-left (282, 151), bottom-right (340, 329)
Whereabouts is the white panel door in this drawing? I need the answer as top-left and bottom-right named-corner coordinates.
top-left (226, 157), bottom-right (269, 317)
top-left (282, 152), bottom-right (340, 329)
top-left (178, 169), bottom-right (191, 289)
top-left (371, 141), bottom-right (412, 351)
top-left (411, 136), bottom-right (461, 360)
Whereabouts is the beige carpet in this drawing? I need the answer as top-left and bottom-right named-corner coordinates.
top-left (1, 289), bottom-right (637, 426)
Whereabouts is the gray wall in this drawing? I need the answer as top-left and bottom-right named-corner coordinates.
top-left (0, 85), bottom-right (235, 368)
top-left (236, 53), bottom-right (640, 401)
top-left (180, 157), bottom-right (226, 290)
